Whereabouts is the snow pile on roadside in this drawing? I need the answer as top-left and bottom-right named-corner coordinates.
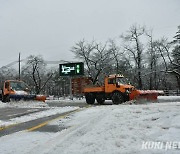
top-left (1, 96), bottom-right (180, 108)
top-left (158, 96), bottom-right (180, 102)
top-left (0, 100), bottom-right (49, 108)
top-left (122, 96), bottom-right (180, 105)
top-left (7, 100), bottom-right (49, 108)
top-left (46, 97), bottom-right (85, 103)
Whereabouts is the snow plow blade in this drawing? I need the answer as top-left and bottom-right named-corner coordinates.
top-left (35, 95), bottom-right (46, 102)
top-left (129, 90), bottom-right (163, 101)
top-left (8, 94), bottom-right (46, 102)
top-left (9, 94), bottom-right (36, 101)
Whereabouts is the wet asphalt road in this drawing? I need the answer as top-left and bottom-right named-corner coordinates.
top-left (0, 109), bottom-right (79, 137)
top-left (0, 107), bottom-right (47, 120)
top-left (0, 101), bottom-right (88, 137)
top-left (0, 101), bottom-right (88, 121)
top-left (0, 100), bottom-right (114, 137)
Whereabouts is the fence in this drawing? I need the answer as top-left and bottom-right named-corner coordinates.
top-left (163, 90), bottom-right (180, 96)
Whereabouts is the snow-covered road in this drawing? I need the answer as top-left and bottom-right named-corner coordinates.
top-left (0, 97), bottom-right (180, 154)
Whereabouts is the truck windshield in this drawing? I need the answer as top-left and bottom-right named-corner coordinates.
top-left (10, 81), bottom-right (28, 91)
top-left (116, 77), bottom-right (129, 85)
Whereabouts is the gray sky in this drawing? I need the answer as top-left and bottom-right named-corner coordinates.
top-left (0, 0), bottom-right (179, 67)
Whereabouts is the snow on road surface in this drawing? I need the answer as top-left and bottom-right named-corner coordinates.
top-left (0, 106), bottom-right (79, 127)
top-left (0, 100), bottom-right (79, 127)
top-left (0, 96), bottom-right (180, 154)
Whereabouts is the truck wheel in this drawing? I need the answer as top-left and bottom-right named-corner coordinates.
top-left (96, 93), bottom-right (105, 105)
top-left (2, 94), bottom-right (10, 102)
top-left (112, 92), bottom-right (124, 104)
top-left (85, 93), bottom-right (95, 104)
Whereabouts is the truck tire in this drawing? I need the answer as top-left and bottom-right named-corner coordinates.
top-left (85, 93), bottom-right (95, 104)
top-left (2, 94), bottom-right (10, 102)
top-left (96, 93), bottom-right (105, 105)
top-left (112, 92), bottom-right (124, 104)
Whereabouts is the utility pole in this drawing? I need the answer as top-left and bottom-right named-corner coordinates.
top-left (19, 53), bottom-right (21, 80)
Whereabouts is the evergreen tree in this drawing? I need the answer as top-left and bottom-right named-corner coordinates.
top-left (171, 26), bottom-right (180, 89)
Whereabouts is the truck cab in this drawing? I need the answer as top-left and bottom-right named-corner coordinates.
top-left (105, 74), bottom-right (133, 94)
top-left (1, 80), bottom-right (34, 102)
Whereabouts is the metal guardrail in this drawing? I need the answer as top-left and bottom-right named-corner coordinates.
top-left (163, 90), bottom-right (180, 96)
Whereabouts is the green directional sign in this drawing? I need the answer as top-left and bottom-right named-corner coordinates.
top-left (59, 62), bottom-right (84, 76)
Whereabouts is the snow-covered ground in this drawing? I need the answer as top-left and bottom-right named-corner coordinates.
top-left (0, 96), bottom-right (180, 154)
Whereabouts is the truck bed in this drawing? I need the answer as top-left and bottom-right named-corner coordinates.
top-left (83, 86), bottom-right (105, 93)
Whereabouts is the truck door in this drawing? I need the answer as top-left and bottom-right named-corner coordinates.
top-left (4, 81), bottom-right (10, 95)
top-left (105, 78), bottom-right (116, 93)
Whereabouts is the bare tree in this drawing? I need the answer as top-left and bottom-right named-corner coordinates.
top-left (22, 55), bottom-right (53, 94)
top-left (145, 31), bottom-right (161, 89)
top-left (121, 24), bottom-right (146, 89)
top-left (71, 40), bottom-right (119, 85)
top-left (153, 38), bottom-right (171, 71)
top-left (153, 38), bottom-right (180, 89)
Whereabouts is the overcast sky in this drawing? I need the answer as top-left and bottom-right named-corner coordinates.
top-left (0, 0), bottom-right (179, 67)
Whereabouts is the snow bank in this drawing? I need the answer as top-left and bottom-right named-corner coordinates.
top-left (46, 97), bottom-right (85, 103)
top-left (1, 96), bottom-right (180, 109)
top-left (0, 100), bottom-right (49, 108)
top-left (158, 96), bottom-right (180, 102)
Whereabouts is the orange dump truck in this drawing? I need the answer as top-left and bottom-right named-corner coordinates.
top-left (83, 74), bottom-right (160, 104)
top-left (0, 80), bottom-right (46, 102)
top-left (83, 74), bottom-right (135, 104)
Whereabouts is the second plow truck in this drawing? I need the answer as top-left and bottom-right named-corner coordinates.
top-left (83, 74), bottom-right (160, 104)
top-left (0, 80), bottom-right (46, 102)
